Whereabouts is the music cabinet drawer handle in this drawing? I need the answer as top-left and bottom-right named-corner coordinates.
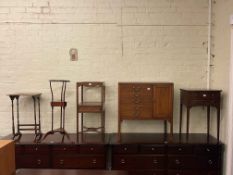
top-left (60, 160), bottom-right (64, 165)
top-left (92, 159), bottom-right (97, 164)
top-left (90, 147), bottom-right (94, 151)
top-left (206, 148), bottom-right (210, 152)
top-left (124, 147), bottom-right (127, 151)
top-left (178, 148), bottom-right (182, 151)
top-left (153, 159), bottom-right (158, 164)
top-left (147, 87), bottom-right (151, 91)
top-left (63, 147), bottom-right (67, 151)
top-left (151, 147), bottom-right (155, 151)
top-left (203, 94), bottom-right (207, 97)
top-left (35, 147), bottom-right (38, 151)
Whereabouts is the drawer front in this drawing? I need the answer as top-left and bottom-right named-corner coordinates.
top-left (113, 155), bottom-right (165, 170)
top-left (52, 155), bottom-right (105, 169)
top-left (129, 170), bottom-right (165, 175)
top-left (80, 145), bottom-right (106, 154)
top-left (119, 84), bottom-right (153, 103)
top-left (16, 155), bottom-right (50, 168)
top-left (167, 155), bottom-right (195, 169)
top-left (112, 145), bottom-right (138, 154)
top-left (189, 91), bottom-right (220, 101)
top-left (168, 145), bottom-right (193, 154)
top-left (119, 103), bottom-right (153, 119)
top-left (197, 156), bottom-right (219, 170)
top-left (140, 145), bottom-right (165, 154)
top-left (23, 145), bottom-right (50, 154)
top-left (52, 145), bottom-right (78, 154)
top-left (195, 145), bottom-right (219, 155)
top-left (15, 145), bottom-right (24, 154)
top-left (167, 170), bottom-right (196, 175)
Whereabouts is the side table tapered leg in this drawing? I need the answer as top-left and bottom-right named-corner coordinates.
top-left (186, 107), bottom-right (190, 138)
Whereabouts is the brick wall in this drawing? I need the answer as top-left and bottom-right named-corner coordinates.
top-left (0, 0), bottom-right (210, 137)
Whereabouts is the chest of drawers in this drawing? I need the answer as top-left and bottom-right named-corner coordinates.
top-left (110, 133), bottom-right (223, 175)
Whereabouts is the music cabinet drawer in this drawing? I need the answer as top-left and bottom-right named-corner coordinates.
top-left (80, 145), bottom-right (106, 154)
top-left (167, 156), bottom-right (195, 169)
top-left (113, 155), bottom-right (165, 169)
top-left (52, 145), bottom-right (78, 154)
top-left (52, 155), bottom-right (105, 169)
top-left (195, 145), bottom-right (220, 155)
top-left (167, 145), bottom-right (193, 154)
top-left (140, 145), bottom-right (165, 154)
top-left (113, 145), bottom-right (138, 154)
top-left (16, 155), bottom-right (50, 168)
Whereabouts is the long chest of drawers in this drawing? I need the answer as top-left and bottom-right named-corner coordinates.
top-left (111, 133), bottom-right (223, 175)
top-left (3, 133), bottom-right (223, 175)
top-left (14, 134), bottom-right (108, 169)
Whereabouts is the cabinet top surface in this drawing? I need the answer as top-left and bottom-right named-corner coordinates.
top-left (2, 133), bottom-right (109, 145)
top-left (2, 133), bottom-right (221, 145)
top-left (180, 89), bottom-right (222, 92)
top-left (119, 82), bottom-right (173, 84)
top-left (110, 133), bottom-right (221, 145)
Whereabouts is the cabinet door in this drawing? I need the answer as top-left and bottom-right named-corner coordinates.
top-left (153, 84), bottom-right (173, 119)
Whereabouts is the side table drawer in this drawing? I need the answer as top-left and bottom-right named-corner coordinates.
top-left (112, 145), bottom-right (138, 154)
top-left (189, 91), bottom-right (220, 101)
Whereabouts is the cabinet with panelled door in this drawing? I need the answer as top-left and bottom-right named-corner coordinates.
top-left (118, 82), bottom-right (173, 137)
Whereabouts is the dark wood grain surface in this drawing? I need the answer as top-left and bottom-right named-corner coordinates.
top-left (16, 169), bottom-right (128, 175)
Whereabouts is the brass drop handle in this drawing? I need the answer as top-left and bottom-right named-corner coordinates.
top-left (92, 159), bottom-right (97, 164)
top-left (120, 159), bottom-right (125, 164)
top-left (153, 159), bottom-right (158, 164)
top-left (147, 87), bottom-right (151, 91)
top-left (60, 159), bottom-right (64, 165)
top-left (175, 159), bottom-right (181, 165)
top-left (37, 159), bottom-right (41, 165)
top-left (208, 160), bottom-right (213, 165)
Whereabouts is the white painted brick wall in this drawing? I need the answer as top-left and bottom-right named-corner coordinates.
top-left (0, 0), bottom-right (211, 138)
